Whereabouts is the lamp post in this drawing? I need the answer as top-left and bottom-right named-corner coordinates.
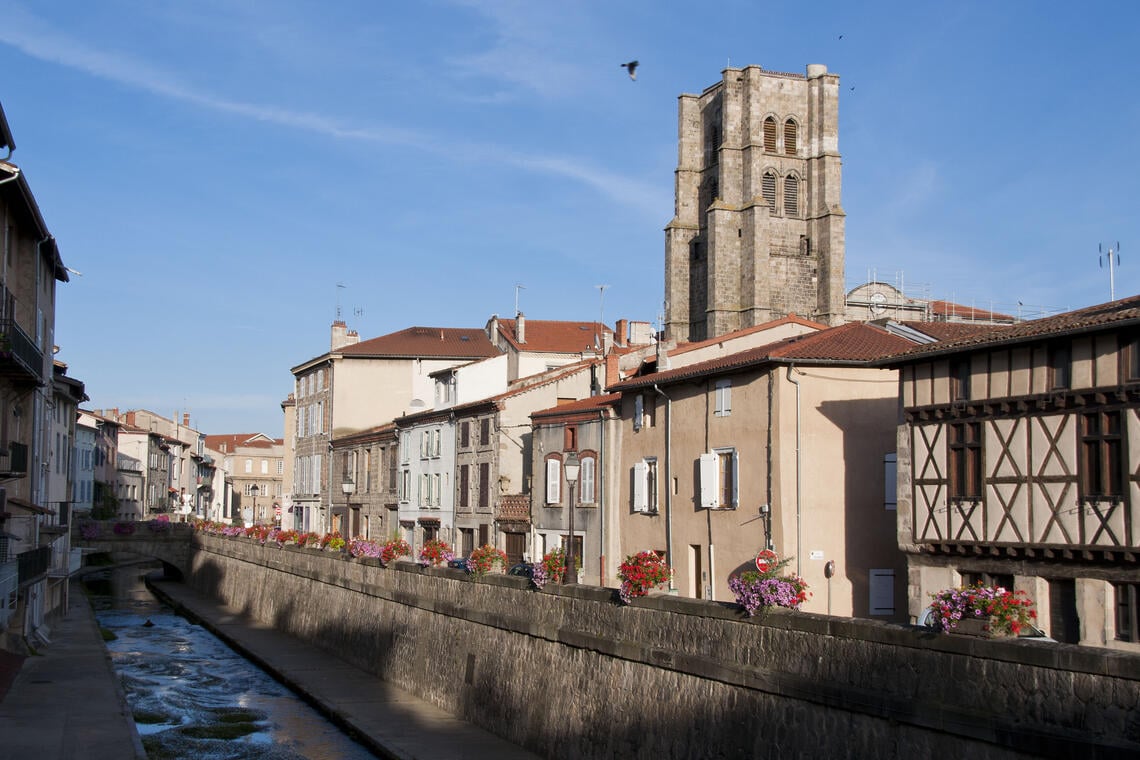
top-left (342, 478), bottom-right (355, 537)
top-left (563, 451), bottom-right (580, 585)
top-left (250, 484), bottom-right (260, 525)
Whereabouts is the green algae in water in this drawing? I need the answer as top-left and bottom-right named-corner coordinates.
top-left (100, 627), bottom-right (117, 642)
top-left (178, 722), bottom-right (261, 740)
top-left (132, 708), bottom-right (174, 725)
top-left (214, 708), bottom-right (265, 724)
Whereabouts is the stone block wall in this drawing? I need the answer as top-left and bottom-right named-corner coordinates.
top-left (188, 535), bottom-right (1140, 759)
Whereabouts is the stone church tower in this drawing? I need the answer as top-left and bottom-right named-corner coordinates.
top-left (665, 64), bottom-right (846, 343)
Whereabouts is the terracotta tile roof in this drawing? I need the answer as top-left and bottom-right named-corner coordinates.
top-left (610, 323), bottom-right (914, 390)
top-left (531, 393), bottom-right (621, 421)
top-left (670, 314), bottom-right (826, 355)
top-left (929, 300), bottom-right (1014, 322)
top-left (900, 321), bottom-right (1003, 342)
top-left (203, 434), bottom-right (279, 452)
top-left (884, 294), bottom-right (1140, 363)
top-left (340, 326), bottom-right (499, 359)
top-left (497, 319), bottom-right (612, 353)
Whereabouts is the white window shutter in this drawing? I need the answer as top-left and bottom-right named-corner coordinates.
top-left (732, 449), bottom-right (740, 507)
top-left (699, 453), bottom-right (718, 509)
top-left (546, 459), bottom-right (561, 504)
top-left (633, 395), bottom-right (644, 432)
top-left (869, 569), bottom-right (895, 615)
top-left (884, 453), bottom-right (897, 511)
top-left (581, 457), bottom-right (595, 504)
top-left (633, 461), bottom-right (648, 512)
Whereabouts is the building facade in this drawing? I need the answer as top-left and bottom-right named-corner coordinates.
top-left (665, 64), bottom-right (846, 344)
top-left (887, 295), bottom-right (1140, 649)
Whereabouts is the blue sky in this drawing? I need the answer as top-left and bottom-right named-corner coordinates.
top-left (2, 1), bottom-right (1137, 436)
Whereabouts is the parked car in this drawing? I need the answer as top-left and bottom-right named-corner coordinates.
top-left (917, 606), bottom-right (1055, 641)
top-left (447, 557), bottom-right (471, 573)
top-left (507, 562), bottom-right (534, 580)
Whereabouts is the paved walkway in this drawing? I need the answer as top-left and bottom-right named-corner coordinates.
top-left (147, 577), bottom-right (542, 760)
top-left (0, 588), bottom-right (146, 760)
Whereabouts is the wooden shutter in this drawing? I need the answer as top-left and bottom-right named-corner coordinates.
top-left (784, 175), bottom-right (799, 217)
top-left (783, 119), bottom-right (797, 155)
top-left (633, 461), bottom-right (649, 512)
top-left (884, 453), bottom-right (897, 510)
top-left (763, 117), bottom-right (777, 152)
top-left (633, 395), bottom-right (644, 432)
top-left (762, 172), bottom-right (777, 211)
top-left (581, 457), bottom-right (596, 504)
top-left (546, 458), bottom-right (561, 504)
top-left (699, 453), bottom-right (718, 509)
top-left (869, 569), bottom-right (895, 615)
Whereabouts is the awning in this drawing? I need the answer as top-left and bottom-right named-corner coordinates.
top-left (7, 497), bottom-right (50, 515)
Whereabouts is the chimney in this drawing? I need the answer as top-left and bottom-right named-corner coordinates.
top-left (656, 336), bottom-right (670, 371)
top-left (183, 413), bottom-right (190, 427)
top-left (516, 312), bottom-right (526, 344)
top-left (605, 352), bottom-right (621, 389)
top-left (331, 320), bottom-right (349, 351)
top-left (486, 315), bottom-right (500, 347)
top-left (346, 329), bottom-right (360, 346)
top-left (615, 319), bottom-right (629, 347)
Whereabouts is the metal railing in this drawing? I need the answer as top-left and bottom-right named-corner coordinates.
top-left (0, 558), bottom-right (17, 629)
top-left (17, 545), bottom-right (50, 586)
top-left (0, 318), bottom-right (44, 381)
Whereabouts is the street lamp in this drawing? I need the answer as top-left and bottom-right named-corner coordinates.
top-left (563, 451), bottom-right (580, 585)
top-left (250, 484), bottom-right (260, 524)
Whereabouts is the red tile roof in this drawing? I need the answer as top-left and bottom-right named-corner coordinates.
top-left (670, 314), bottom-right (825, 355)
top-left (203, 434), bottom-right (280, 452)
top-left (900, 321), bottom-right (1003, 342)
top-left (531, 393), bottom-right (621, 421)
top-left (340, 326), bottom-right (499, 359)
top-left (610, 323), bottom-right (914, 390)
top-left (884, 294), bottom-right (1140, 362)
top-left (929, 300), bottom-right (1014, 322)
top-left (497, 319), bottom-right (612, 353)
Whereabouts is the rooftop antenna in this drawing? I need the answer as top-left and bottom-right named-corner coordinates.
top-left (335, 282), bottom-right (346, 320)
top-left (514, 283), bottom-right (525, 316)
top-left (1099, 242), bottom-right (1122, 301)
top-left (595, 284), bottom-right (609, 350)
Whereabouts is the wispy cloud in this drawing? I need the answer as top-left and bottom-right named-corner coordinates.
top-left (0, 4), bottom-right (657, 216)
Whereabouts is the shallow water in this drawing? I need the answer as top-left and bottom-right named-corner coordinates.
top-left (89, 565), bottom-right (378, 760)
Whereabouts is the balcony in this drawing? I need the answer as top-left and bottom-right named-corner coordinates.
top-left (0, 558), bottom-right (16, 629)
top-left (17, 544), bottom-right (50, 587)
top-left (0, 319), bottom-right (43, 385)
top-left (0, 441), bottom-right (28, 478)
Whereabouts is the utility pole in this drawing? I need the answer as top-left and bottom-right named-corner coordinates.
top-left (1100, 242), bottom-right (1122, 301)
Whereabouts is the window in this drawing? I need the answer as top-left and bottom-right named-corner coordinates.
top-left (763, 116), bottom-right (777, 152)
top-left (564, 425), bottom-right (578, 451)
top-left (459, 421), bottom-right (470, 448)
top-left (478, 462), bottom-right (490, 509)
top-left (869, 569), bottom-right (895, 615)
top-left (633, 395), bottom-right (644, 432)
top-left (783, 175), bottom-right (799, 218)
top-left (783, 119), bottom-right (798, 155)
top-left (761, 171), bottom-right (777, 212)
top-left (245, 459), bottom-right (252, 474)
top-left (884, 453), bottom-right (897, 510)
top-left (459, 465), bottom-right (470, 508)
top-left (1048, 342), bottom-right (1071, 390)
top-left (699, 449), bottom-right (738, 509)
top-left (714, 379), bottom-right (732, 417)
top-left (479, 418), bottom-right (491, 446)
top-left (261, 459), bottom-right (268, 474)
top-left (400, 470), bottom-right (410, 501)
top-left (400, 431), bottom-right (410, 463)
top-left (1080, 410), bottom-right (1122, 499)
top-left (1123, 333), bottom-right (1140, 382)
top-left (948, 422), bottom-right (982, 500)
top-left (951, 359), bottom-right (970, 403)
top-left (1114, 583), bottom-right (1138, 642)
top-left (546, 457), bottom-right (561, 504)
top-left (580, 455), bottom-right (596, 504)
top-left (632, 458), bottom-right (658, 513)
top-left (277, 460), bottom-right (283, 475)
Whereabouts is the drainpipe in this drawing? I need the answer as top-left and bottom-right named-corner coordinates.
top-left (597, 407), bottom-right (606, 585)
top-left (652, 383), bottom-right (674, 590)
top-left (785, 365), bottom-right (802, 578)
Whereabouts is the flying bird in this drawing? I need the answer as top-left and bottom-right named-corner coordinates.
top-left (621, 60), bottom-right (639, 80)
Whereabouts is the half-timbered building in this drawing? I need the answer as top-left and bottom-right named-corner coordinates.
top-left (885, 295), bottom-right (1140, 649)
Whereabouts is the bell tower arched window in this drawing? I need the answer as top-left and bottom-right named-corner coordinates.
top-left (763, 117), bottom-right (777, 153)
top-left (783, 119), bottom-right (798, 155)
top-left (783, 174), bottom-right (799, 218)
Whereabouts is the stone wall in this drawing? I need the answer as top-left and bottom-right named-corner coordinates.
top-left (187, 534), bottom-right (1140, 759)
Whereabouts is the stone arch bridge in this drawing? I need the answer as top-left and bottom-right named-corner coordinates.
top-left (75, 520), bottom-right (195, 577)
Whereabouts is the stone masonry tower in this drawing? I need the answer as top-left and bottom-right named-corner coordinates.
top-left (664, 64), bottom-right (846, 343)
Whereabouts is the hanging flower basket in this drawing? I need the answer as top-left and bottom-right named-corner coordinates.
top-left (728, 550), bottom-right (810, 616)
top-left (927, 584), bottom-right (1037, 637)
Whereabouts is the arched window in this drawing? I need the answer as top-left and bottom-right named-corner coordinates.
top-left (580, 455), bottom-right (596, 504)
top-left (784, 174), bottom-right (799, 217)
top-left (761, 171), bottom-right (777, 212)
top-left (763, 117), bottom-right (777, 152)
top-left (784, 119), bottom-right (798, 155)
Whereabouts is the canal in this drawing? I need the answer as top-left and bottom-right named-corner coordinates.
top-left (85, 563), bottom-right (379, 760)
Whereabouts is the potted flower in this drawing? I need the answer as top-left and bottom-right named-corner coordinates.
top-left (419, 538), bottom-right (454, 567)
top-left (348, 538), bottom-right (381, 559)
top-left (380, 537), bottom-right (412, 565)
top-left (728, 550), bottom-right (810, 616)
top-left (617, 550), bottom-right (672, 604)
top-left (467, 544), bottom-right (508, 577)
top-left (320, 531), bottom-right (346, 551)
top-left (927, 584), bottom-right (1038, 637)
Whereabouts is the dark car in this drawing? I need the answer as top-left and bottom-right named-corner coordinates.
top-left (448, 558), bottom-right (472, 573)
top-left (507, 562), bottom-right (534, 579)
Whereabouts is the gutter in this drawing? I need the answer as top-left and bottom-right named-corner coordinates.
top-left (785, 365), bottom-right (803, 578)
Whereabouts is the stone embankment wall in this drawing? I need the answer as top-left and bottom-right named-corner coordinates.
top-left (187, 535), bottom-right (1140, 759)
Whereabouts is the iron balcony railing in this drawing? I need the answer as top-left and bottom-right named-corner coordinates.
top-left (0, 558), bottom-right (17, 629)
top-left (0, 318), bottom-right (44, 383)
top-left (0, 441), bottom-right (28, 476)
top-left (17, 545), bottom-right (50, 587)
